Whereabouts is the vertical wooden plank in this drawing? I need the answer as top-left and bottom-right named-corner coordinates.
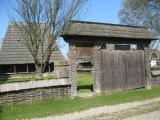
top-left (101, 50), bottom-right (145, 92)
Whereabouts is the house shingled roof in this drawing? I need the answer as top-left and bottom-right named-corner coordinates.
top-left (62, 20), bottom-right (157, 40)
top-left (0, 23), bottom-right (65, 65)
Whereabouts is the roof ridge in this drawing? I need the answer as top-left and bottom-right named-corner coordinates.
top-left (71, 20), bottom-right (148, 29)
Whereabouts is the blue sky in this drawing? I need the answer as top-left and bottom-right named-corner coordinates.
top-left (0, 0), bottom-right (122, 58)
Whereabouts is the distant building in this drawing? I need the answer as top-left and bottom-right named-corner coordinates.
top-left (151, 49), bottom-right (160, 68)
top-left (76, 46), bottom-right (93, 71)
top-left (0, 23), bottom-right (65, 74)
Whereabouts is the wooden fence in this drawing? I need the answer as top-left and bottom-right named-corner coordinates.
top-left (0, 79), bottom-right (71, 105)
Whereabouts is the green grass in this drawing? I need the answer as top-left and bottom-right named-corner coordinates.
top-left (78, 89), bottom-right (92, 93)
top-left (0, 75), bottom-right (54, 84)
top-left (77, 72), bottom-right (93, 93)
top-left (1, 87), bottom-right (160, 120)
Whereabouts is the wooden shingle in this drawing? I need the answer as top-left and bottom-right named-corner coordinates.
top-left (0, 23), bottom-right (65, 65)
top-left (63, 21), bottom-right (157, 40)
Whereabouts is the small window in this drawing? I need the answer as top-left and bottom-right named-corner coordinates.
top-left (115, 44), bottom-right (137, 50)
top-left (130, 45), bottom-right (137, 50)
top-left (115, 44), bottom-right (131, 50)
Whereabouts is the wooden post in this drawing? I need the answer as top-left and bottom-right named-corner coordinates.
top-left (69, 43), bottom-right (78, 97)
top-left (0, 66), bottom-right (2, 74)
top-left (144, 44), bottom-right (152, 89)
top-left (48, 64), bottom-right (51, 73)
top-left (13, 65), bottom-right (16, 74)
top-left (26, 65), bottom-right (29, 74)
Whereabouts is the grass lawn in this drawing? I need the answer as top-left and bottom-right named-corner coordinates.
top-left (77, 72), bottom-right (93, 93)
top-left (0, 87), bottom-right (160, 120)
top-left (0, 75), bottom-right (54, 84)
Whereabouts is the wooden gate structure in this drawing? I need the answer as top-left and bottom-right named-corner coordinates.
top-left (101, 50), bottom-right (145, 91)
top-left (62, 20), bottom-right (157, 96)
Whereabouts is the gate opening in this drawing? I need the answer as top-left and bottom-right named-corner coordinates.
top-left (77, 62), bottom-right (93, 93)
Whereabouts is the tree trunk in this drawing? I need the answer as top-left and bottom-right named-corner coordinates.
top-left (35, 64), bottom-right (43, 79)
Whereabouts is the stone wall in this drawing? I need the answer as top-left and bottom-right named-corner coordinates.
top-left (0, 79), bottom-right (71, 105)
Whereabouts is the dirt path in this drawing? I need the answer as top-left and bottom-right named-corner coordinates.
top-left (32, 97), bottom-right (160, 120)
top-left (123, 111), bottom-right (160, 120)
top-left (83, 100), bottom-right (160, 120)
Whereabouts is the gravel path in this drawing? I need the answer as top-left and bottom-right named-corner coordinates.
top-left (32, 97), bottom-right (160, 120)
top-left (83, 101), bottom-right (160, 120)
top-left (123, 111), bottom-right (160, 120)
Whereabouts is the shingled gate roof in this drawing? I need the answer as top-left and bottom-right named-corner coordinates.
top-left (0, 23), bottom-right (65, 65)
top-left (63, 20), bottom-right (157, 40)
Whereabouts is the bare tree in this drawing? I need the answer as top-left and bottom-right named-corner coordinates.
top-left (119, 0), bottom-right (160, 49)
top-left (11, 0), bottom-right (88, 78)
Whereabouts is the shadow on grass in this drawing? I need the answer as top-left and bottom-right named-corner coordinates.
top-left (0, 106), bottom-right (2, 120)
top-left (77, 84), bottom-right (93, 92)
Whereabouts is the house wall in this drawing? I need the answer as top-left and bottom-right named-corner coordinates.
top-left (0, 63), bottom-right (54, 74)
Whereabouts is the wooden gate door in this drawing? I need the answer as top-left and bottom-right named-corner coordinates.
top-left (101, 50), bottom-right (145, 92)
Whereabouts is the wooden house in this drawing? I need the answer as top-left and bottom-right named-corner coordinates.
top-left (0, 23), bottom-right (65, 74)
top-left (62, 20), bottom-right (157, 96)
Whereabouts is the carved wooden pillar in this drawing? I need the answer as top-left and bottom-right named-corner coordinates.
top-left (93, 44), bottom-right (102, 93)
top-left (144, 45), bottom-right (152, 89)
top-left (69, 44), bottom-right (78, 96)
